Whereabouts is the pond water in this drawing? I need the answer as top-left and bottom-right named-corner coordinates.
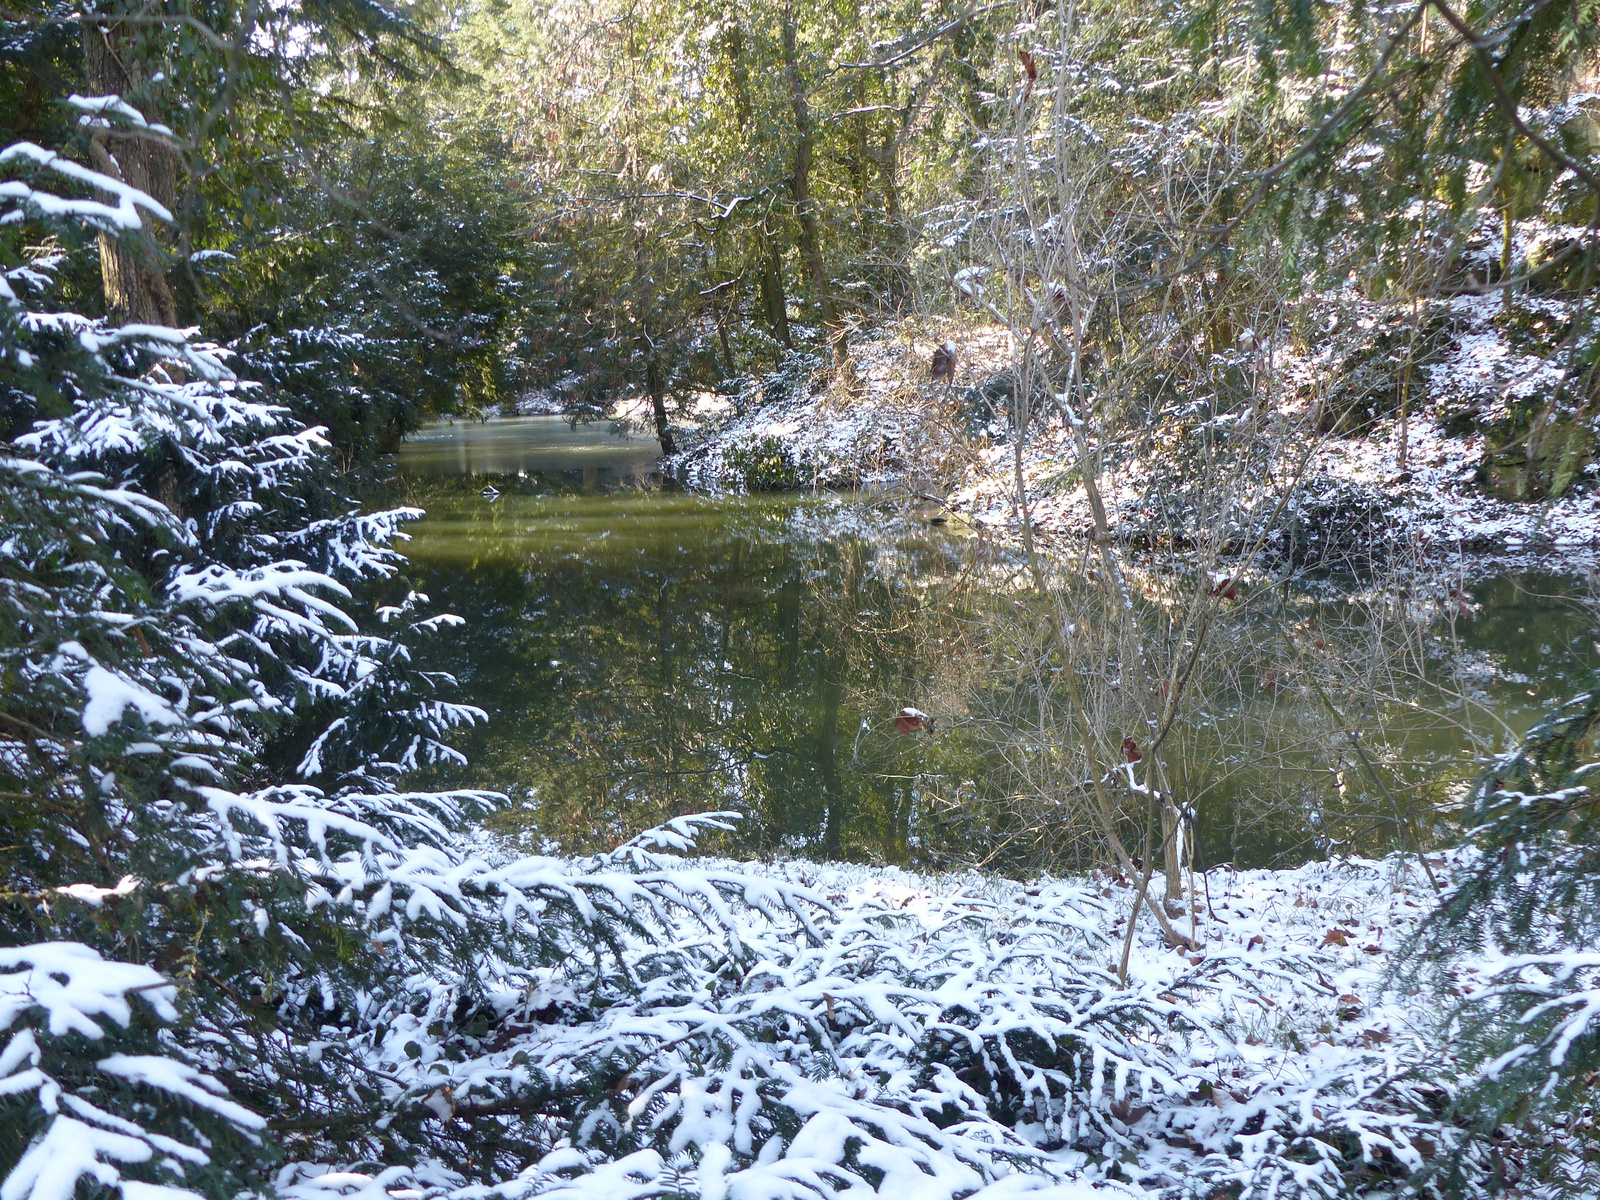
top-left (393, 416), bottom-right (1600, 870)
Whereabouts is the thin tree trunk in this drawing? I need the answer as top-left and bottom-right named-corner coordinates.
top-left (780, 14), bottom-right (849, 375)
top-left (761, 243), bottom-right (793, 347)
top-left (724, 22), bottom-right (792, 349)
top-left (715, 302), bottom-right (737, 381)
top-left (646, 353), bottom-right (675, 455)
top-left (878, 133), bottom-right (909, 302)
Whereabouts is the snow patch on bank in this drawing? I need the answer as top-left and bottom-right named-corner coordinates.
top-left (662, 328), bottom-right (1004, 492)
top-left (660, 310), bottom-right (1600, 564)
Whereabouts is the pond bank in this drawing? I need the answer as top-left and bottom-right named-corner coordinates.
top-left (647, 318), bottom-right (1600, 569)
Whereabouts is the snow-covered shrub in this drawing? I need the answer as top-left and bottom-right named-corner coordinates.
top-left (1398, 690), bottom-right (1600, 1194)
top-left (248, 838), bottom-right (1499, 1200)
top-left (0, 941), bottom-right (267, 1200)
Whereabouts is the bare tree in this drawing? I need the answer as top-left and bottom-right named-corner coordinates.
top-left (955, 9), bottom-right (1323, 966)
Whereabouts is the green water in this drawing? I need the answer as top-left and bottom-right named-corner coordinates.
top-left (393, 416), bottom-right (1600, 869)
top-left (395, 417), bottom-right (969, 862)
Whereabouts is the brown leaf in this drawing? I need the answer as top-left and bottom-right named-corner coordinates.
top-left (1247, 934), bottom-right (1265, 950)
top-left (1110, 1099), bottom-right (1151, 1125)
top-left (1321, 928), bottom-right (1351, 948)
top-left (1122, 736), bottom-right (1142, 763)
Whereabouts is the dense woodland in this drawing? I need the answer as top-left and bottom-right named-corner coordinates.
top-left (4, 0), bottom-right (1600, 1198)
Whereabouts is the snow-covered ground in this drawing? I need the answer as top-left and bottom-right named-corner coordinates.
top-left (952, 404), bottom-right (1600, 564)
top-left (281, 832), bottom-right (1498, 1200)
top-left (660, 326), bottom-right (1006, 494)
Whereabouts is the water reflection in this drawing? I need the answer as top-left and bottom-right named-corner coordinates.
top-left (394, 478), bottom-right (974, 862)
top-left (399, 415), bottom-right (662, 486)
top-left (393, 418), bottom-right (1600, 870)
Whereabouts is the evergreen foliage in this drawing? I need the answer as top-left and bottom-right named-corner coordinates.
top-left (1, 0), bottom-right (536, 454)
top-left (1403, 690), bottom-right (1600, 1185)
top-left (0, 91), bottom-right (488, 1200)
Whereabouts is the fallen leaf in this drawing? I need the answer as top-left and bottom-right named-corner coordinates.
top-left (1110, 1099), bottom-right (1151, 1125)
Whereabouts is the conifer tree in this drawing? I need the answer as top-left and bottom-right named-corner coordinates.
top-left (1401, 689), bottom-right (1600, 1192)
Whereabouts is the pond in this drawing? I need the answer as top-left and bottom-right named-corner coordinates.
top-left (392, 416), bottom-right (1600, 871)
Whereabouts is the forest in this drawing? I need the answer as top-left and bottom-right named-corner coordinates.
top-left (3, 0), bottom-right (1600, 1198)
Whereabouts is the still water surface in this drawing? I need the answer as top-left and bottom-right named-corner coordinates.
top-left (394, 416), bottom-right (1600, 869)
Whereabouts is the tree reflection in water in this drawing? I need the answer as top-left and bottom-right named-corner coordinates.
top-left (395, 476), bottom-right (983, 862)
top-left (389, 423), bottom-right (1600, 872)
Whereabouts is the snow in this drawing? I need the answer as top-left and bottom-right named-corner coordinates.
top-left (52, 643), bottom-right (184, 737)
top-left (0, 143), bottom-right (172, 231)
top-left (97, 1057), bottom-right (266, 1129)
top-left (66, 94), bottom-right (177, 139)
top-left (52, 876), bottom-right (141, 908)
top-left (1, 1116), bottom-right (161, 1200)
top-left (0, 945), bottom-right (250, 1200)
top-left (662, 328), bottom-right (1003, 493)
top-left (264, 830), bottom-right (1493, 1200)
top-left (0, 944), bottom-right (178, 1037)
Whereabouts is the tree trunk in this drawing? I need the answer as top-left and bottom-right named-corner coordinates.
top-left (646, 353), bottom-right (675, 455)
top-left (714, 302), bottom-right (737, 382)
top-left (724, 23), bottom-right (794, 350)
top-left (760, 243), bottom-right (792, 347)
top-left (82, 19), bottom-right (179, 329)
top-left (878, 132), bottom-right (908, 303)
top-left (1161, 801), bottom-right (1184, 905)
top-left (780, 15), bottom-right (849, 375)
